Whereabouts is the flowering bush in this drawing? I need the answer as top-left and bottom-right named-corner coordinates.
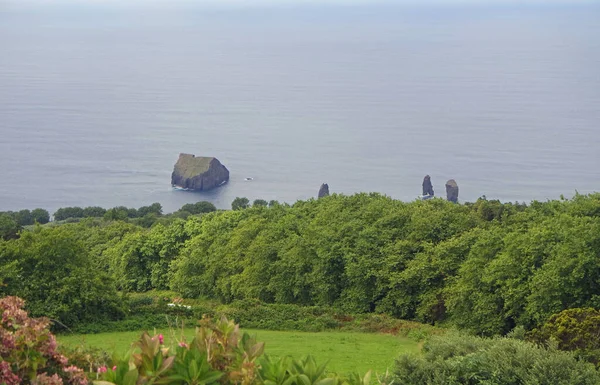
top-left (0, 296), bottom-right (88, 385)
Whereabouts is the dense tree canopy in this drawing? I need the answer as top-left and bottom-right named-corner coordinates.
top-left (1, 193), bottom-right (599, 333)
top-left (0, 225), bottom-right (125, 326)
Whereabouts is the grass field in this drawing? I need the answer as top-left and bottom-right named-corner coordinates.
top-left (58, 329), bottom-right (420, 375)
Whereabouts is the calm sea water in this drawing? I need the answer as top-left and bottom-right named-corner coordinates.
top-left (1, 3), bottom-right (599, 213)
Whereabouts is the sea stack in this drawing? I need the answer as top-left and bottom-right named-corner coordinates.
top-left (445, 179), bottom-right (459, 203)
top-left (318, 183), bottom-right (330, 198)
top-left (422, 175), bottom-right (434, 197)
top-left (171, 153), bottom-right (229, 191)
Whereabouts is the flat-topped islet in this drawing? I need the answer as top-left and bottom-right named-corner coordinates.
top-left (171, 153), bottom-right (229, 191)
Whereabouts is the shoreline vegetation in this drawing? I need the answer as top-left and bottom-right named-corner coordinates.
top-left (2, 191), bottom-right (600, 384)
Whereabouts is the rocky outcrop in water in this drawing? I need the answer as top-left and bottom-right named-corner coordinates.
top-left (445, 179), bottom-right (459, 203)
top-left (318, 183), bottom-right (330, 198)
top-left (171, 153), bottom-right (229, 191)
top-left (422, 175), bottom-right (434, 197)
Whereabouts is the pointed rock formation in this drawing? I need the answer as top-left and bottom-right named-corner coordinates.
top-left (318, 183), bottom-right (330, 198)
top-left (422, 175), bottom-right (434, 197)
top-left (445, 179), bottom-right (459, 203)
top-left (171, 153), bottom-right (229, 191)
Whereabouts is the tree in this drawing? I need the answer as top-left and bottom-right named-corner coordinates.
top-left (82, 206), bottom-right (106, 218)
top-left (138, 202), bottom-right (163, 217)
top-left (30, 208), bottom-right (50, 224)
top-left (104, 206), bottom-right (129, 221)
top-left (0, 214), bottom-right (20, 240)
top-left (179, 201), bottom-right (216, 215)
top-left (14, 209), bottom-right (33, 226)
top-left (53, 207), bottom-right (84, 221)
top-left (0, 226), bottom-right (125, 325)
top-left (253, 199), bottom-right (268, 207)
top-left (232, 197), bottom-right (250, 210)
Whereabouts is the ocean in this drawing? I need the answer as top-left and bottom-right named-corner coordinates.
top-left (1, 2), bottom-right (599, 213)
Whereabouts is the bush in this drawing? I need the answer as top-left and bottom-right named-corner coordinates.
top-left (69, 314), bottom-right (174, 334)
top-left (0, 296), bottom-right (89, 385)
top-left (218, 300), bottom-right (341, 332)
top-left (393, 332), bottom-right (600, 385)
top-left (529, 307), bottom-right (600, 365)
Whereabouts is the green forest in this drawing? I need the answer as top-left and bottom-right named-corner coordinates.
top-left (2, 192), bottom-right (600, 384)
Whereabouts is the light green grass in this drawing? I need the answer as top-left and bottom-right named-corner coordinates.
top-left (175, 154), bottom-right (213, 178)
top-left (58, 329), bottom-right (419, 375)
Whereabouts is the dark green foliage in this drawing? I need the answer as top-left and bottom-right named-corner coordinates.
top-left (172, 193), bottom-right (483, 317)
top-left (232, 197), bottom-right (250, 210)
top-left (3, 192), bottom-right (600, 339)
top-left (0, 213), bottom-right (20, 240)
top-left (104, 206), bottom-right (130, 221)
top-left (14, 209), bottom-right (33, 225)
top-left (31, 208), bottom-right (50, 224)
top-left (179, 201), bottom-right (217, 215)
top-left (170, 193), bottom-right (600, 334)
top-left (0, 208), bottom-right (49, 228)
top-left (447, 211), bottom-right (600, 335)
top-left (0, 225), bottom-right (125, 327)
top-left (68, 314), bottom-right (171, 334)
top-left (54, 206), bottom-right (85, 221)
top-left (393, 333), bottom-right (600, 384)
top-left (101, 219), bottom-right (189, 291)
top-left (82, 206), bottom-right (107, 217)
top-left (137, 202), bottom-right (163, 217)
top-left (218, 299), bottom-right (340, 332)
top-left (253, 199), bottom-right (268, 207)
top-left (530, 308), bottom-right (600, 365)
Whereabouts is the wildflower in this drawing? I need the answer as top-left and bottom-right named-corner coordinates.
top-left (178, 341), bottom-right (188, 348)
top-left (97, 366), bottom-right (107, 374)
top-left (158, 334), bottom-right (164, 344)
top-left (112, 366), bottom-right (117, 371)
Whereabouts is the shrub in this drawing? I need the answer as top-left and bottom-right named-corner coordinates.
top-left (393, 332), bottom-right (600, 385)
top-left (0, 296), bottom-right (89, 385)
top-left (529, 307), bottom-right (600, 365)
top-left (98, 316), bottom-right (265, 385)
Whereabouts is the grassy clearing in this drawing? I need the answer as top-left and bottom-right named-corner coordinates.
top-left (58, 329), bottom-right (419, 375)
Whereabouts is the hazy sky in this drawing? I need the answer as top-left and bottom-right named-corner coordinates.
top-left (4, 0), bottom-right (598, 7)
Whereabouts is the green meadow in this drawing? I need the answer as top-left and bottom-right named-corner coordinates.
top-left (58, 329), bottom-right (420, 375)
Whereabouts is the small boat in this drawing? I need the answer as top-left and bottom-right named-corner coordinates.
top-left (420, 194), bottom-right (434, 200)
top-left (244, 177), bottom-right (253, 181)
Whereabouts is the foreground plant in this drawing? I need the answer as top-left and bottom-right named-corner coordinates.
top-left (95, 316), bottom-right (375, 385)
top-left (96, 316), bottom-right (265, 385)
top-left (0, 296), bottom-right (88, 385)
